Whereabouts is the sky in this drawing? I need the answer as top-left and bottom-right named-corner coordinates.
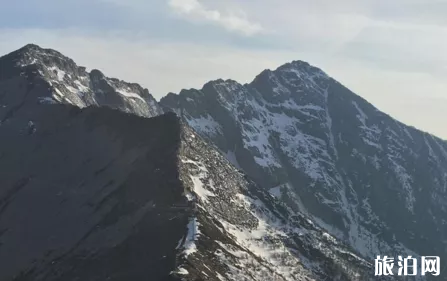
top-left (0, 0), bottom-right (446, 139)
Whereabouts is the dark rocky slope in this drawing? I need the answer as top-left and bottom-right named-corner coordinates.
top-left (0, 104), bottom-right (187, 281)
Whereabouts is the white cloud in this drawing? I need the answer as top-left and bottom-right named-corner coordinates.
top-left (168, 0), bottom-right (263, 36)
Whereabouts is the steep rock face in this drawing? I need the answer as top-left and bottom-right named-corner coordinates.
top-left (0, 44), bottom-right (163, 118)
top-left (0, 101), bottom-right (385, 281)
top-left (0, 104), bottom-right (187, 281)
top-left (161, 61), bottom-right (447, 279)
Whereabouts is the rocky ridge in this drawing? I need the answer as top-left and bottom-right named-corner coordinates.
top-left (0, 44), bottom-right (163, 118)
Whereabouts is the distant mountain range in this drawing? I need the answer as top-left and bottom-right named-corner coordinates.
top-left (0, 44), bottom-right (445, 280)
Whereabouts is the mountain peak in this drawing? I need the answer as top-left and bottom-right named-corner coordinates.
top-left (18, 43), bottom-right (43, 52)
top-left (288, 59), bottom-right (311, 67)
top-left (0, 45), bottom-right (163, 118)
top-left (275, 60), bottom-right (329, 79)
top-left (0, 43), bottom-right (78, 74)
top-left (249, 60), bottom-right (329, 89)
top-left (14, 43), bottom-right (63, 58)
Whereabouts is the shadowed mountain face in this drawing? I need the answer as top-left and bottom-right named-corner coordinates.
top-left (0, 105), bottom-right (188, 281)
top-left (0, 45), bottom-right (392, 281)
top-left (161, 61), bottom-right (447, 279)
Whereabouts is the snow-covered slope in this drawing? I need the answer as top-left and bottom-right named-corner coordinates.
top-left (0, 44), bottom-right (162, 117)
top-left (161, 60), bottom-right (447, 280)
top-left (175, 124), bottom-right (385, 280)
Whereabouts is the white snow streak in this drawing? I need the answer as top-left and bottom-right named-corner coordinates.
top-left (116, 89), bottom-right (146, 102)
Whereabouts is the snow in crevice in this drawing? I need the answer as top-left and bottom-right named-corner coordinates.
top-left (115, 88), bottom-right (145, 102)
top-left (48, 66), bottom-right (67, 81)
top-left (431, 134), bottom-right (447, 161)
top-left (185, 114), bottom-right (223, 137)
top-left (323, 88), bottom-right (338, 160)
top-left (179, 217), bottom-right (200, 257)
top-left (400, 123), bottom-right (414, 142)
top-left (268, 71), bottom-right (291, 96)
top-left (190, 175), bottom-right (215, 202)
top-left (352, 101), bottom-right (367, 125)
top-left (181, 158), bottom-right (216, 203)
top-left (386, 133), bottom-right (416, 213)
top-left (390, 157), bottom-right (415, 212)
top-left (175, 267), bottom-right (189, 275)
top-left (425, 134), bottom-right (440, 164)
top-left (74, 80), bottom-right (90, 93)
top-left (352, 101), bottom-right (382, 150)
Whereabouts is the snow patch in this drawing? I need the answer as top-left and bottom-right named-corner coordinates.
top-left (186, 114), bottom-right (222, 137)
top-left (48, 66), bottom-right (67, 81)
top-left (177, 217), bottom-right (200, 258)
top-left (352, 101), bottom-right (382, 149)
top-left (176, 268), bottom-right (189, 275)
top-left (116, 89), bottom-right (145, 102)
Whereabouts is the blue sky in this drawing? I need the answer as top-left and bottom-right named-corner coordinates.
top-left (0, 0), bottom-right (446, 138)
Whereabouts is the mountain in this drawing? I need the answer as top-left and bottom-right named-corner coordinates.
top-left (0, 45), bottom-right (390, 281)
top-left (0, 103), bottom-right (382, 280)
top-left (161, 61), bottom-right (447, 279)
top-left (0, 44), bottom-right (163, 118)
top-left (0, 44), bottom-right (444, 280)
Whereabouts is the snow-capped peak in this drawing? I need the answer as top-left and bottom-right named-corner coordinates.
top-left (0, 44), bottom-right (163, 118)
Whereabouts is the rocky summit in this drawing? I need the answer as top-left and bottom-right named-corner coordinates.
top-left (0, 44), bottom-right (163, 118)
top-left (0, 44), bottom-right (445, 280)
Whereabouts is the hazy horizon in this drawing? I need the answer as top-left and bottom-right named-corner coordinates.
top-left (1, 0), bottom-right (445, 139)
